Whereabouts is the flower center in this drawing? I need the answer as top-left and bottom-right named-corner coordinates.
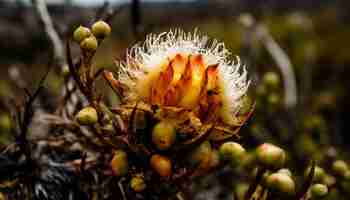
top-left (137, 53), bottom-right (223, 122)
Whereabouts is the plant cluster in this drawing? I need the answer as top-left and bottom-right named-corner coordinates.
top-left (0, 18), bottom-right (349, 200)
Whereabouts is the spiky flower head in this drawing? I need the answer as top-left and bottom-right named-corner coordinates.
top-left (118, 30), bottom-right (250, 125)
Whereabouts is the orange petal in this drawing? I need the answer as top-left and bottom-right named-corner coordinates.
top-left (170, 54), bottom-right (188, 84)
top-left (205, 64), bottom-right (219, 91)
top-left (178, 55), bottom-right (206, 108)
top-left (150, 64), bottom-right (174, 104)
top-left (189, 54), bottom-right (206, 82)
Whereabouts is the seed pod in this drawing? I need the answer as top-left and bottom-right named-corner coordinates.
top-left (150, 154), bottom-right (172, 178)
top-left (80, 35), bottom-right (98, 52)
top-left (0, 114), bottom-right (11, 133)
top-left (91, 20), bottom-right (111, 39)
top-left (267, 93), bottom-right (280, 106)
top-left (61, 64), bottom-right (70, 77)
top-left (235, 183), bottom-right (249, 200)
top-left (310, 184), bottom-right (328, 199)
top-left (263, 71), bottom-right (280, 89)
top-left (304, 166), bottom-right (325, 183)
top-left (219, 142), bottom-right (246, 166)
top-left (256, 143), bottom-right (285, 169)
top-left (152, 121), bottom-right (176, 150)
top-left (111, 150), bottom-right (128, 177)
top-left (73, 26), bottom-right (92, 43)
top-left (130, 176), bottom-right (146, 192)
top-left (266, 172), bottom-right (295, 195)
top-left (332, 160), bottom-right (349, 178)
top-left (75, 106), bottom-right (98, 125)
top-left (190, 141), bottom-right (212, 165)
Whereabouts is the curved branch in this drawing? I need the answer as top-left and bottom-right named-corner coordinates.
top-left (32, 0), bottom-right (65, 67)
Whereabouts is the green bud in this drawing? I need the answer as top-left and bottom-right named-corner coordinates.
top-left (80, 35), bottom-right (98, 52)
top-left (263, 71), bottom-right (280, 89)
top-left (75, 106), bottom-right (98, 125)
top-left (278, 168), bottom-right (292, 177)
top-left (267, 93), bottom-right (280, 106)
top-left (111, 150), bottom-right (128, 176)
top-left (235, 183), bottom-right (249, 200)
top-left (61, 64), bottom-right (70, 77)
top-left (0, 114), bottom-right (11, 133)
top-left (310, 184), bottom-right (328, 199)
top-left (130, 176), bottom-right (146, 192)
top-left (266, 172), bottom-right (295, 195)
top-left (91, 20), bottom-right (111, 39)
top-left (256, 143), bottom-right (286, 169)
top-left (150, 154), bottom-right (172, 178)
top-left (304, 166), bottom-right (326, 183)
top-left (152, 121), bottom-right (176, 150)
top-left (322, 174), bottom-right (336, 186)
top-left (332, 160), bottom-right (349, 178)
top-left (190, 141), bottom-right (212, 165)
top-left (73, 26), bottom-right (92, 43)
top-left (219, 142), bottom-right (246, 166)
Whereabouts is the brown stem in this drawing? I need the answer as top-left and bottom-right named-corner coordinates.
top-left (245, 167), bottom-right (266, 200)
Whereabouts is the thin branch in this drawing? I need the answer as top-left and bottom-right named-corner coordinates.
top-left (239, 15), bottom-right (298, 109)
top-left (255, 24), bottom-right (298, 109)
top-left (31, 0), bottom-right (65, 68)
top-left (296, 160), bottom-right (315, 199)
top-left (244, 167), bottom-right (266, 200)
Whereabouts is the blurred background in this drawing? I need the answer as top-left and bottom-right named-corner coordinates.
top-left (0, 0), bottom-right (350, 199)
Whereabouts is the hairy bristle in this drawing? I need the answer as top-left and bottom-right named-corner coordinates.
top-left (118, 29), bottom-right (250, 117)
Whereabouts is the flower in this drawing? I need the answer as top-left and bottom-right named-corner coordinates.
top-left (118, 30), bottom-right (250, 125)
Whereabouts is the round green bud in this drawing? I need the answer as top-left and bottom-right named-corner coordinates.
top-left (332, 160), bottom-right (349, 178)
top-left (235, 183), bottom-right (249, 200)
top-left (263, 71), bottom-right (280, 89)
top-left (267, 93), bottom-right (280, 106)
top-left (80, 35), bottom-right (98, 52)
top-left (73, 26), bottom-right (92, 43)
top-left (322, 174), bottom-right (336, 186)
top-left (130, 176), bottom-right (146, 192)
top-left (278, 168), bottom-right (292, 177)
top-left (0, 114), bottom-right (11, 133)
top-left (91, 20), bottom-right (111, 39)
top-left (150, 154), bottom-right (172, 178)
top-left (190, 141), bottom-right (212, 165)
top-left (75, 106), bottom-right (98, 125)
top-left (152, 121), bottom-right (176, 150)
top-left (266, 172), bottom-right (295, 195)
top-left (304, 166), bottom-right (326, 183)
top-left (219, 142), bottom-right (246, 166)
top-left (111, 150), bottom-right (128, 176)
top-left (310, 184), bottom-right (328, 198)
top-left (256, 143), bottom-right (286, 169)
top-left (61, 64), bottom-right (70, 77)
